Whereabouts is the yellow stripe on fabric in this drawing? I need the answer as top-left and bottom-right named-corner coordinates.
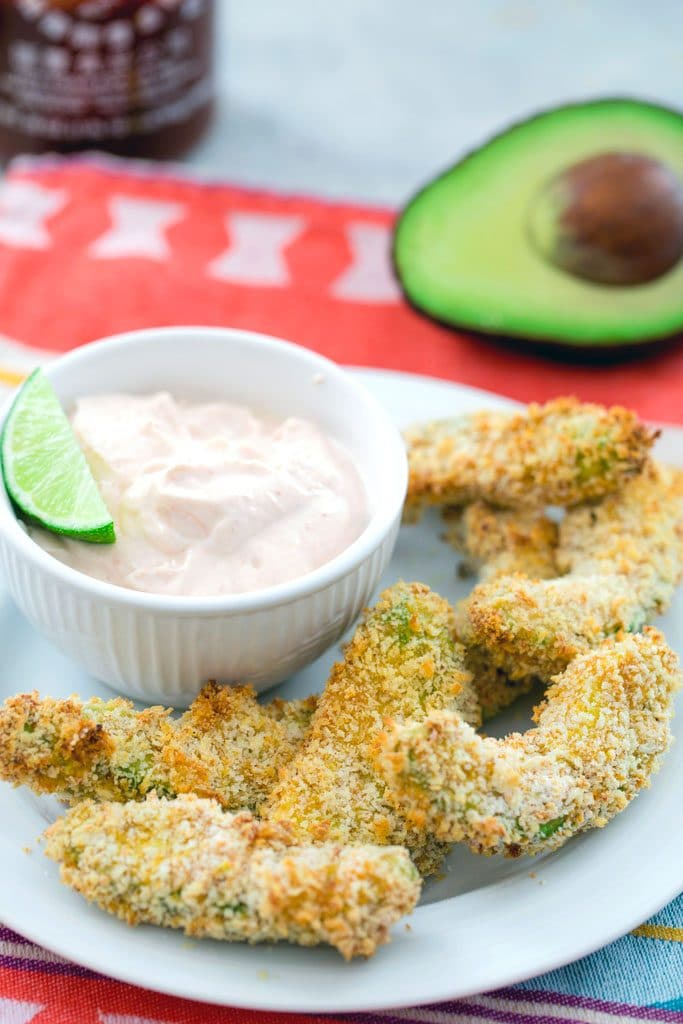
top-left (0, 367), bottom-right (27, 388)
top-left (632, 924), bottom-right (683, 942)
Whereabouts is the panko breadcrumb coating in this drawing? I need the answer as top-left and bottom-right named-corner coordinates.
top-left (465, 647), bottom-right (538, 721)
top-left (457, 462), bottom-right (683, 681)
top-left (164, 685), bottom-right (318, 810)
top-left (443, 501), bottom-right (556, 717)
top-left (0, 684), bottom-right (316, 810)
top-left (265, 694), bottom-right (318, 743)
top-left (264, 581), bottom-right (479, 875)
top-left (376, 628), bottom-right (680, 858)
top-left (405, 397), bottom-right (655, 518)
top-left (44, 794), bottom-right (420, 959)
top-left (444, 501), bottom-right (559, 582)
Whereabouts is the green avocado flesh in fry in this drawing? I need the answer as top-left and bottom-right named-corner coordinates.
top-left (393, 98), bottom-right (683, 348)
top-left (538, 816), bottom-right (566, 839)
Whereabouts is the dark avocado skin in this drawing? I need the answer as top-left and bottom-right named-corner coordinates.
top-left (444, 324), bottom-right (683, 366)
top-left (396, 289), bottom-right (683, 364)
top-left (393, 97), bottom-right (683, 352)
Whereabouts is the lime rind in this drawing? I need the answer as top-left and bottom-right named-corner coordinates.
top-left (1, 369), bottom-right (115, 544)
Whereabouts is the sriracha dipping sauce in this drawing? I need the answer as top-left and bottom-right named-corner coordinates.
top-left (0, 0), bottom-right (214, 161)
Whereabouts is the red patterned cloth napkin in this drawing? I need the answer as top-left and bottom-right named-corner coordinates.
top-left (0, 155), bottom-right (682, 1024)
top-left (0, 153), bottom-right (681, 422)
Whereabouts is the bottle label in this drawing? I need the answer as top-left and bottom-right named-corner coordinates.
top-left (0, 0), bottom-right (213, 143)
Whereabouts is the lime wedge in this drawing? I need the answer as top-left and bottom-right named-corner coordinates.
top-left (1, 370), bottom-right (115, 544)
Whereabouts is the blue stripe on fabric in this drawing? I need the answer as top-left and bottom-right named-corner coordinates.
top-left (517, 895), bottom-right (683, 1007)
top-left (654, 1000), bottom-right (683, 1012)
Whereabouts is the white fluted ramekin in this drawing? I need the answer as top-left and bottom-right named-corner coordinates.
top-left (0, 327), bottom-right (406, 705)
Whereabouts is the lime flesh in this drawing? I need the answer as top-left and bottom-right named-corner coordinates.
top-left (1, 370), bottom-right (115, 543)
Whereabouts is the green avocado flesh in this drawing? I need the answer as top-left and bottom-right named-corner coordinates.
top-left (394, 99), bottom-right (683, 346)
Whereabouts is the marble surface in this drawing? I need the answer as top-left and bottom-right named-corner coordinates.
top-left (188, 0), bottom-right (683, 205)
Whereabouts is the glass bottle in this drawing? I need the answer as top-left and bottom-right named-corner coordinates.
top-left (0, 0), bottom-right (215, 160)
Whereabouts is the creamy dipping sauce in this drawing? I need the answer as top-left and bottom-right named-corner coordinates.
top-left (31, 393), bottom-right (368, 597)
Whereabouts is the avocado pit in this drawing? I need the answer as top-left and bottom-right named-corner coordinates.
top-left (528, 152), bottom-right (683, 286)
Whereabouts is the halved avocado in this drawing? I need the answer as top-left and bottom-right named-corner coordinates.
top-left (394, 98), bottom-right (683, 348)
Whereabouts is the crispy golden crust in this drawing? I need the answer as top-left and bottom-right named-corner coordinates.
top-left (376, 628), bottom-right (681, 857)
top-left (264, 582), bottom-right (480, 875)
top-left (442, 501), bottom-right (553, 717)
top-left (457, 462), bottom-right (683, 681)
top-left (444, 502), bottom-right (559, 582)
top-left (405, 397), bottom-right (655, 517)
top-left (44, 794), bottom-right (420, 960)
top-left (0, 692), bottom-right (174, 801)
top-left (464, 646), bottom-right (538, 721)
top-left (264, 695), bottom-right (318, 744)
top-left (164, 685), bottom-right (316, 810)
top-left (0, 685), bottom-right (313, 810)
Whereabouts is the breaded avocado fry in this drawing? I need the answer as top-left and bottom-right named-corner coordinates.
top-left (457, 462), bottom-right (683, 681)
top-left (164, 685), bottom-right (317, 810)
top-left (444, 501), bottom-right (559, 582)
top-left (464, 647), bottom-right (538, 722)
top-left (405, 397), bottom-right (655, 518)
top-left (264, 581), bottom-right (479, 875)
top-left (44, 794), bottom-right (420, 960)
top-left (444, 501), bottom-right (558, 717)
top-left (0, 684), bottom-right (316, 810)
top-left (376, 629), bottom-right (680, 858)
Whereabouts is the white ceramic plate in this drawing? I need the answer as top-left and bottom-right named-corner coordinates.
top-left (0, 369), bottom-right (681, 1013)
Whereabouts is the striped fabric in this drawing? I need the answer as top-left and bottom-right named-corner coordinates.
top-left (0, 904), bottom-right (682, 1022)
top-left (0, 155), bottom-right (680, 1022)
